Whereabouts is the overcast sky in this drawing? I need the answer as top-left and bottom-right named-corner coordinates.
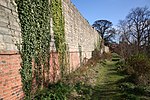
top-left (71, 0), bottom-right (150, 26)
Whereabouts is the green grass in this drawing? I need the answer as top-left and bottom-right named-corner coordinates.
top-left (91, 60), bottom-right (125, 100)
top-left (36, 55), bottom-right (150, 100)
top-left (66, 59), bottom-right (150, 100)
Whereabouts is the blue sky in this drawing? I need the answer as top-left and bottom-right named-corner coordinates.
top-left (71, 0), bottom-right (150, 26)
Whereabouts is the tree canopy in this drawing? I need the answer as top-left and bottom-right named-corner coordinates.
top-left (92, 20), bottom-right (113, 39)
top-left (92, 20), bottom-right (116, 46)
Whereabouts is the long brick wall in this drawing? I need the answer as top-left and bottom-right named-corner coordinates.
top-left (0, 0), bottom-right (100, 99)
top-left (63, 0), bottom-right (100, 70)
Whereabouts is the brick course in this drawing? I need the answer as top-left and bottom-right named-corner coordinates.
top-left (0, 0), bottom-right (101, 99)
top-left (0, 52), bottom-right (23, 100)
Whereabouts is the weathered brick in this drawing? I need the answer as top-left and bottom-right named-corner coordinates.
top-left (7, 0), bottom-right (17, 12)
top-left (0, 9), bottom-right (8, 18)
top-left (3, 35), bottom-right (13, 43)
top-left (0, 0), bottom-right (7, 7)
top-left (0, 42), bottom-right (6, 50)
top-left (0, 27), bottom-right (11, 35)
top-left (0, 34), bottom-right (3, 42)
top-left (0, 21), bottom-right (8, 28)
top-left (5, 43), bottom-right (15, 50)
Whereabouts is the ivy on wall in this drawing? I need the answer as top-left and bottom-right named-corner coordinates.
top-left (51, 0), bottom-right (67, 78)
top-left (15, 0), bottom-right (68, 98)
top-left (15, 0), bottom-right (51, 99)
top-left (15, 0), bottom-right (68, 99)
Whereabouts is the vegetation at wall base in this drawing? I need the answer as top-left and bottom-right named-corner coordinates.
top-left (34, 82), bottom-right (73, 100)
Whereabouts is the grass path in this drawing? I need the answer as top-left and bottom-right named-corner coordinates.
top-left (91, 60), bottom-right (125, 100)
top-left (66, 59), bottom-right (150, 100)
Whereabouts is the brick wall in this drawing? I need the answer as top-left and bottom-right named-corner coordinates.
top-left (0, 0), bottom-right (23, 99)
top-left (0, 51), bottom-right (23, 100)
top-left (0, 0), bottom-right (101, 99)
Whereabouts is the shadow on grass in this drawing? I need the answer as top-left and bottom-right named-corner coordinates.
top-left (67, 59), bottom-right (150, 100)
top-left (91, 83), bottom-right (121, 100)
top-left (71, 82), bottom-right (122, 100)
top-left (93, 64), bottom-right (150, 100)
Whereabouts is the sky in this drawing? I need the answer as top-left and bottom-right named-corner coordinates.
top-left (71, 0), bottom-right (150, 26)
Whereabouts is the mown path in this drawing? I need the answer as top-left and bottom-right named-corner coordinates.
top-left (91, 60), bottom-right (125, 100)
top-left (66, 59), bottom-right (150, 100)
top-left (92, 60), bottom-right (150, 100)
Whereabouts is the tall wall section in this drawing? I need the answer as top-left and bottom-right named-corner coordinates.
top-left (62, 0), bottom-right (100, 70)
top-left (0, 0), bottom-right (23, 100)
top-left (0, 0), bottom-right (100, 99)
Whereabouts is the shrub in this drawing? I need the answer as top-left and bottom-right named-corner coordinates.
top-left (74, 82), bottom-right (93, 99)
top-left (126, 54), bottom-right (150, 85)
top-left (112, 53), bottom-right (121, 58)
top-left (100, 52), bottom-right (112, 60)
top-left (111, 53), bottom-right (121, 61)
top-left (34, 82), bottom-right (73, 100)
top-left (115, 59), bottom-right (126, 74)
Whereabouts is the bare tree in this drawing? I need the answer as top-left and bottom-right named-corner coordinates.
top-left (117, 7), bottom-right (150, 57)
top-left (126, 6), bottom-right (150, 53)
top-left (118, 20), bottom-right (132, 44)
top-left (146, 19), bottom-right (150, 56)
